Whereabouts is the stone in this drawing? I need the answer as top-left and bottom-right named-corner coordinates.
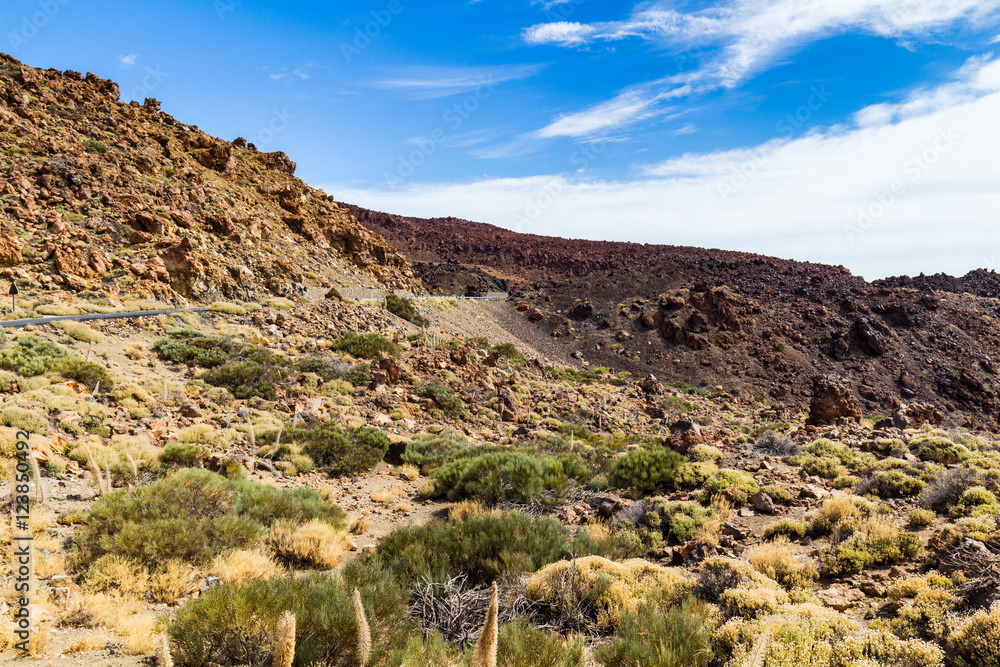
top-left (807, 375), bottom-right (862, 425)
top-left (721, 522), bottom-right (748, 541)
top-left (180, 403), bottom-right (203, 418)
top-left (751, 490), bottom-right (776, 514)
top-left (639, 374), bottom-right (663, 395)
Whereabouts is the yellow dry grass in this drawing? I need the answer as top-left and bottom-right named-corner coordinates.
top-left (210, 547), bottom-right (284, 585)
top-left (267, 519), bottom-right (350, 569)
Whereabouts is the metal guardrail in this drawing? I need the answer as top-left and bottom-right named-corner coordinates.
top-left (0, 307), bottom-right (208, 328)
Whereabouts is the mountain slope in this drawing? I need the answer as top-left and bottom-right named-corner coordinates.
top-left (347, 204), bottom-right (1000, 428)
top-left (0, 54), bottom-right (417, 302)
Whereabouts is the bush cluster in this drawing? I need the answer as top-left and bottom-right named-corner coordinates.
top-left (331, 332), bottom-right (399, 359)
top-left (72, 468), bottom-right (345, 574)
top-left (608, 448), bottom-right (686, 494)
top-left (283, 422), bottom-right (390, 476)
top-left (384, 294), bottom-right (430, 327)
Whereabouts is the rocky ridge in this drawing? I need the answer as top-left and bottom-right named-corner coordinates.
top-left (0, 54), bottom-right (417, 302)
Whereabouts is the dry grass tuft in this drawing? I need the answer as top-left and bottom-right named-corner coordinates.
top-left (210, 547), bottom-right (284, 585)
top-left (149, 559), bottom-right (201, 603)
top-left (267, 519), bottom-right (350, 569)
top-left (746, 537), bottom-right (819, 589)
top-left (398, 464), bottom-right (421, 481)
top-left (371, 484), bottom-right (407, 504)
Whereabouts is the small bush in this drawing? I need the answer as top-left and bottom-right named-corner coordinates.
top-left (490, 342), bottom-right (527, 366)
top-left (595, 599), bottom-right (714, 667)
top-left (526, 556), bottom-right (694, 630)
top-left (384, 294), bottom-right (430, 327)
top-left (420, 380), bottom-right (464, 416)
top-left (55, 359), bottom-right (114, 390)
top-left (0, 334), bottom-right (70, 376)
top-left (401, 430), bottom-right (470, 473)
top-left (362, 511), bottom-right (573, 587)
top-left (865, 468), bottom-right (927, 498)
top-left (609, 448), bottom-right (686, 494)
top-left (820, 518), bottom-right (921, 575)
top-left (161, 443), bottom-right (208, 468)
top-left (83, 139), bottom-right (107, 153)
top-left (746, 537), bottom-right (818, 589)
top-left (755, 430), bottom-right (799, 456)
top-left (168, 572), bottom-right (410, 667)
top-left (637, 499), bottom-right (712, 545)
top-left (799, 455), bottom-right (847, 479)
top-left (429, 450), bottom-right (562, 503)
top-left (71, 468), bottom-right (344, 573)
top-left (909, 508), bottom-right (936, 527)
top-left (331, 332), bottom-right (399, 359)
top-left (53, 320), bottom-right (103, 343)
top-left (497, 619), bottom-right (586, 667)
top-left (285, 422), bottom-right (389, 476)
top-left (947, 602), bottom-right (1000, 667)
top-left (208, 301), bottom-right (247, 315)
top-left (699, 469), bottom-right (760, 504)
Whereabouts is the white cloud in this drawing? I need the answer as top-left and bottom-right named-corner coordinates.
top-left (367, 64), bottom-right (544, 100)
top-left (519, 0), bottom-right (1000, 137)
top-left (523, 21), bottom-right (596, 45)
top-left (119, 53), bottom-right (138, 68)
top-left (331, 55), bottom-right (1000, 281)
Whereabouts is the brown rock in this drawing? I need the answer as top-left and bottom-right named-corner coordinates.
top-left (325, 286), bottom-right (344, 301)
top-left (751, 491), bottom-right (776, 514)
top-left (807, 375), bottom-right (861, 425)
top-left (0, 223), bottom-right (24, 266)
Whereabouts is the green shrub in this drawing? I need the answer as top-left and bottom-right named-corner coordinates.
top-left (202, 356), bottom-right (288, 401)
top-left (497, 619), bottom-right (586, 667)
top-left (911, 434), bottom-right (968, 463)
top-left (490, 342), bottom-right (527, 366)
top-left (866, 469), bottom-right (927, 498)
top-left (83, 139), bottom-right (107, 153)
top-left (55, 359), bottom-right (114, 390)
top-left (675, 462), bottom-right (717, 489)
top-left (293, 356), bottom-right (370, 386)
top-left (959, 485), bottom-right (998, 507)
top-left (71, 468), bottom-right (344, 573)
top-left (609, 449), bottom-right (686, 494)
top-left (161, 443), bottom-right (208, 468)
top-left (947, 603), bottom-right (1000, 667)
top-left (699, 469), bottom-right (760, 504)
top-left (361, 511), bottom-right (572, 587)
top-left (763, 520), bottom-right (809, 541)
top-left (638, 499), bottom-right (712, 545)
top-left (799, 455), bottom-right (847, 479)
top-left (153, 330), bottom-right (288, 400)
top-left (401, 430), bottom-right (470, 473)
top-left (384, 294), bottom-right (430, 327)
top-left (595, 600), bottom-right (714, 667)
top-left (0, 334), bottom-right (69, 376)
top-left (420, 380), bottom-right (464, 416)
top-left (429, 450), bottom-right (562, 503)
top-left (820, 519), bottom-right (921, 575)
top-left (285, 422), bottom-right (389, 476)
top-left (331, 332), bottom-right (399, 359)
top-left (909, 508), bottom-right (936, 527)
top-left (168, 571), bottom-right (410, 667)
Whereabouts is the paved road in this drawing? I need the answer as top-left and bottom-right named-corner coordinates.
top-left (0, 307), bottom-right (208, 328)
top-left (0, 293), bottom-right (507, 329)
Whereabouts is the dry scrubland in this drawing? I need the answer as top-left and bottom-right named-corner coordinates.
top-left (0, 290), bottom-right (994, 667)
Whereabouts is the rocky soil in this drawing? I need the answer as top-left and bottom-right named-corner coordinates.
top-left (348, 205), bottom-right (1000, 430)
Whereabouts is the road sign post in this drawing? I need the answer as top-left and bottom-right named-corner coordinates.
top-left (9, 281), bottom-right (18, 313)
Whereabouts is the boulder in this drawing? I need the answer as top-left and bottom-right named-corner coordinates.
top-left (807, 375), bottom-right (861, 425)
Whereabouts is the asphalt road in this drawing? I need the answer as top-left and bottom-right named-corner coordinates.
top-left (0, 307), bottom-right (208, 328)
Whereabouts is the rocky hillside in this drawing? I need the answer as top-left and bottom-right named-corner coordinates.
top-left (347, 205), bottom-right (1000, 430)
top-left (0, 54), bottom-right (417, 303)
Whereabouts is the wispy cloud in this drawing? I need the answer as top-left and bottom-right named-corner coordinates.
top-left (119, 53), bottom-right (138, 68)
top-left (270, 67), bottom-right (312, 81)
top-left (332, 54), bottom-right (1000, 281)
top-left (366, 64), bottom-right (544, 99)
top-left (520, 0), bottom-right (1000, 138)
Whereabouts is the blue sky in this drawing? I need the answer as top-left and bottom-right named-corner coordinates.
top-left (3, 0), bottom-right (1000, 279)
